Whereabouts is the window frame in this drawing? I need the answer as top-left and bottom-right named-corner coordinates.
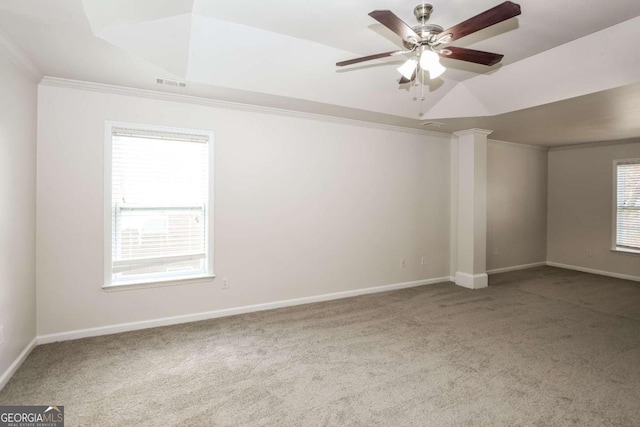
top-left (103, 121), bottom-right (215, 291)
top-left (611, 158), bottom-right (640, 255)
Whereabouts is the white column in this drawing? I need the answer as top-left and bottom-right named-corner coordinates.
top-left (453, 129), bottom-right (492, 289)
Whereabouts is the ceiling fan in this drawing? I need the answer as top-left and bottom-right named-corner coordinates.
top-left (336, 1), bottom-right (521, 84)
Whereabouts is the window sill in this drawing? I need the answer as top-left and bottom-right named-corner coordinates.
top-left (103, 274), bottom-right (216, 292)
top-left (611, 247), bottom-right (640, 256)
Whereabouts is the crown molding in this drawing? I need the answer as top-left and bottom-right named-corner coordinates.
top-left (0, 30), bottom-right (42, 81)
top-left (488, 138), bottom-right (549, 152)
top-left (549, 137), bottom-right (640, 151)
top-left (39, 77), bottom-right (451, 139)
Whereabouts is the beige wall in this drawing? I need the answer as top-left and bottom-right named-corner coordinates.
top-left (0, 45), bottom-right (37, 377)
top-left (487, 141), bottom-right (548, 271)
top-left (547, 140), bottom-right (640, 279)
top-left (36, 83), bottom-right (452, 336)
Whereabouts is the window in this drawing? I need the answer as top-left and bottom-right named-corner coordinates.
top-left (105, 122), bottom-right (214, 288)
top-left (614, 160), bottom-right (640, 253)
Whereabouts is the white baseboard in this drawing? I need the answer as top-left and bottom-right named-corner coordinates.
top-left (37, 276), bottom-right (451, 345)
top-left (454, 272), bottom-right (488, 289)
top-left (0, 338), bottom-right (37, 391)
top-left (546, 261), bottom-right (640, 282)
top-left (487, 262), bottom-right (547, 275)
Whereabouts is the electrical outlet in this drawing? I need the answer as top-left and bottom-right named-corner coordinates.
top-left (587, 249), bottom-right (593, 257)
top-left (401, 259), bottom-right (406, 268)
top-left (222, 278), bottom-right (229, 289)
top-left (493, 248), bottom-right (499, 256)
top-left (421, 257), bottom-right (427, 266)
top-left (0, 325), bottom-right (4, 345)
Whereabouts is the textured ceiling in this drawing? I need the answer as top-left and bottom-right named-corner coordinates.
top-left (1, 0), bottom-right (640, 146)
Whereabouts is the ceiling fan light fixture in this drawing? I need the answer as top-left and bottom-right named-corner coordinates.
top-left (397, 58), bottom-right (418, 79)
top-left (419, 49), bottom-right (439, 69)
top-left (428, 61), bottom-right (446, 79)
top-left (419, 49), bottom-right (446, 79)
top-left (336, 2), bottom-right (522, 92)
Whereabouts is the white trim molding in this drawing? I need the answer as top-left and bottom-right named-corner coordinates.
top-left (487, 262), bottom-right (547, 275)
top-left (0, 338), bottom-right (37, 391)
top-left (488, 139), bottom-right (549, 152)
top-left (39, 77), bottom-right (450, 139)
top-left (453, 128), bottom-right (493, 137)
top-left (549, 137), bottom-right (640, 152)
top-left (454, 272), bottom-right (488, 289)
top-left (546, 261), bottom-right (640, 283)
top-left (37, 276), bottom-right (452, 344)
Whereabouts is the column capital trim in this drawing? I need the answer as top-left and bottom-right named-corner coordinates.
top-left (453, 128), bottom-right (493, 137)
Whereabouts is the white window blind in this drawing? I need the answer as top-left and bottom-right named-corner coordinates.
top-left (110, 127), bottom-right (210, 283)
top-left (616, 162), bottom-right (640, 251)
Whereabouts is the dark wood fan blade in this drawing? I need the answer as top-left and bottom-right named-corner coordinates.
top-left (368, 10), bottom-right (422, 45)
top-left (336, 50), bottom-right (402, 67)
top-left (399, 69), bottom-right (417, 84)
top-left (438, 1), bottom-right (521, 44)
top-left (438, 46), bottom-right (504, 66)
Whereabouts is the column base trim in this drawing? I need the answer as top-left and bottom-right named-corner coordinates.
top-left (454, 272), bottom-right (488, 289)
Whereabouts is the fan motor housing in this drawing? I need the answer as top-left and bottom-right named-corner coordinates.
top-left (403, 24), bottom-right (443, 48)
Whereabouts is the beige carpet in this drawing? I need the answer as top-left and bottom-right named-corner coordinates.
top-left (1, 266), bottom-right (640, 426)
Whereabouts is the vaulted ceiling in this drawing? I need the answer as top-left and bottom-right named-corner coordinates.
top-left (1, 0), bottom-right (640, 146)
